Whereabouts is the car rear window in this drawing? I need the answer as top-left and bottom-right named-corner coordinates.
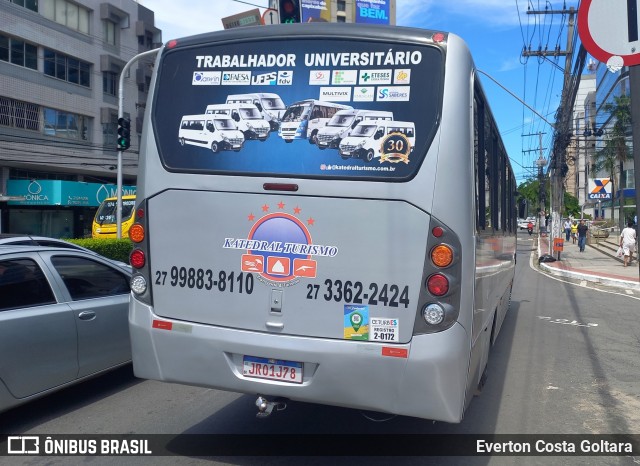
top-left (0, 259), bottom-right (56, 311)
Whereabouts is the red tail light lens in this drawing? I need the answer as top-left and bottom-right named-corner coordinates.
top-left (427, 273), bottom-right (449, 296)
top-left (130, 249), bottom-right (145, 269)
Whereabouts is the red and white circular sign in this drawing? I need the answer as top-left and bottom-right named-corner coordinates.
top-left (578, 0), bottom-right (640, 67)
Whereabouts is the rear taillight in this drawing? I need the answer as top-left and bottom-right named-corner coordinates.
top-left (129, 223), bottom-right (145, 243)
top-left (431, 244), bottom-right (453, 268)
top-left (130, 249), bottom-right (145, 269)
top-left (416, 221), bottom-right (461, 334)
top-left (426, 273), bottom-right (449, 296)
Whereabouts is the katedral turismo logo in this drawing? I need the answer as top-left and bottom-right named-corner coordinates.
top-left (222, 202), bottom-right (338, 287)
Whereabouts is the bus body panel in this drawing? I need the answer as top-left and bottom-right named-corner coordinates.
top-left (131, 23), bottom-right (516, 422)
top-left (147, 190), bottom-right (427, 343)
top-left (130, 301), bottom-right (470, 422)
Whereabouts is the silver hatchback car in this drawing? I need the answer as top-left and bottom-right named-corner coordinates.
top-left (0, 245), bottom-right (132, 412)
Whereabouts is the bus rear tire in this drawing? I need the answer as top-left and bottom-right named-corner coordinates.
top-left (211, 142), bottom-right (220, 153)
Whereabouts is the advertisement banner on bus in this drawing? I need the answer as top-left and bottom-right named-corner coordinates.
top-left (154, 36), bottom-right (443, 180)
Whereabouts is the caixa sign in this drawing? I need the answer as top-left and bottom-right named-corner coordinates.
top-left (588, 178), bottom-right (612, 200)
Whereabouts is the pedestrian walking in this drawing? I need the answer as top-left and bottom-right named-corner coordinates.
top-left (577, 219), bottom-right (588, 252)
top-left (570, 221), bottom-right (578, 244)
top-left (619, 221), bottom-right (637, 267)
top-left (564, 219), bottom-right (571, 241)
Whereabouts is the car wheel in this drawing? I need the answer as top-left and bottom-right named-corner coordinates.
top-left (211, 142), bottom-right (220, 153)
top-left (179, 138), bottom-right (185, 146)
top-left (309, 130), bottom-right (318, 145)
top-left (364, 149), bottom-right (374, 163)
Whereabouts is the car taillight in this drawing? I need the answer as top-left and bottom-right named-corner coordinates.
top-left (130, 249), bottom-right (145, 269)
top-left (427, 273), bottom-right (449, 296)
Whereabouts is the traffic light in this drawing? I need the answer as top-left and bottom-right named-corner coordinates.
top-left (117, 117), bottom-right (131, 151)
top-left (279, 0), bottom-right (300, 24)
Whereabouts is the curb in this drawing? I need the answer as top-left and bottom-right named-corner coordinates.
top-left (535, 236), bottom-right (640, 290)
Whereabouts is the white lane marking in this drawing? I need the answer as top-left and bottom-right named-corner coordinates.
top-left (625, 289), bottom-right (634, 295)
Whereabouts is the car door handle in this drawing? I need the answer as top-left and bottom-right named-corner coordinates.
top-left (78, 311), bottom-right (96, 321)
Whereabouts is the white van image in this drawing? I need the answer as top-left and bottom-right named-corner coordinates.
top-left (225, 93), bottom-right (286, 131)
top-left (178, 114), bottom-right (244, 153)
top-left (279, 99), bottom-right (352, 144)
top-left (316, 109), bottom-right (394, 149)
top-left (339, 120), bottom-right (416, 163)
top-left (205, 103), bottom-right (270, 141)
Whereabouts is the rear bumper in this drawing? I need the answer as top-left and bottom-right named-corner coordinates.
top-left (130, 299), bottom-right (471, 423)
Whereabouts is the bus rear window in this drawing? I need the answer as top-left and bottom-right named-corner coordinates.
top-left (153, 37), bottom-right (443, 180)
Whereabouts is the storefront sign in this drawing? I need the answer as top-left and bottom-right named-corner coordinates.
top-left (6, 180), bottom-right (136, 206)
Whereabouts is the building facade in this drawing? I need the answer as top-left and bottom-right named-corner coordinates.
top-left (590, 62), bottom-right (635, 223)
top-left (0, 0), bottom-right (161, 237)
top-left (566, 73), bottom-right (595, 208)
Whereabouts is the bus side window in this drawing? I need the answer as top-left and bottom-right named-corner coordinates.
top-left (407, 128), bottom-right (415, 138)
top-left (206, 122), bottom-right (214, 132)
top-left (374, 128), bottom-right (384, 139)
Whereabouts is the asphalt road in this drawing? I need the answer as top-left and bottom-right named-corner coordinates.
top-left (1, 231), bottom-right (639, 465)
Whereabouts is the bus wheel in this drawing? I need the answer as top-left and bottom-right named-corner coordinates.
top-left (211, 142), bottom-right (220, 153)
top-left (179, 138), bottom-right (185, 146)
top-left (285, 140), bottom-right (293, 144)
top-left (309, 131), bottom-right (318, 145)
top-left (364, 150), bottom-right (374, 163)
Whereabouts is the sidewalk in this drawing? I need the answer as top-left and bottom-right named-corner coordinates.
top-left (536, 233), bottom-right (640, 290)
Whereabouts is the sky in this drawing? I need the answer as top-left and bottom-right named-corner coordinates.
top-left (144, 0), bottom-right (585, 185)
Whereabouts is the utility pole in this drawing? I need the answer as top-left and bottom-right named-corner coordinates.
top-left (522, 132), bottom-right (548, 234)
top-left (524, 6), bottom-right (577, 248)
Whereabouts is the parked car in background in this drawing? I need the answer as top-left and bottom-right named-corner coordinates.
top-left (0, 245), bottom-right (132, 412)
top-left (0, 234), bottom-right (95, 251)
top-left (0, 235), bottom-right (130, 269)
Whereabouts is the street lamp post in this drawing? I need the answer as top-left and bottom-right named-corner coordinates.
top-left (117, 48), bottom-right (160, 239)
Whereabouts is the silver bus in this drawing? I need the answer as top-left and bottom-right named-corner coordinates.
top-left (128, 23), bottom-right (517, 423)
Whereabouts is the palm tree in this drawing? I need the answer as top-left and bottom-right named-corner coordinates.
top-left (591, 94), bottom-right (632, 225)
